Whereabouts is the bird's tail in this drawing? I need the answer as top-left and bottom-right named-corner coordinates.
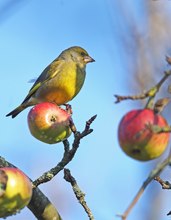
top-left (6, 105), bottom-right (26, 118)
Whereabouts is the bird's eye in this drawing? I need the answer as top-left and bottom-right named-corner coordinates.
top-left (81, 52), bottom-right (85, 56)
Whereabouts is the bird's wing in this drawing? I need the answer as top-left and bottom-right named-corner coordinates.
top-left (22, 59), bottom-right (63, 104)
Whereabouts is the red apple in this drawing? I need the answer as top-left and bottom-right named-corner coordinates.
top-left (118, 108), bottom-right (170, 161)
top-left (0, 167), bottom-right (32, 218)
top-left (27, 102), bottom-right (72, 144)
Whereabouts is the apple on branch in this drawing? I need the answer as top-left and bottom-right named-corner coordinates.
top-left (0, 167), bottom-right (32, 218)
top-left (118, 108), bottom-right (170, 161)
top-left (27, 102), bottom-right (72, 144)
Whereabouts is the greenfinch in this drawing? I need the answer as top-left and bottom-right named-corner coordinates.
top-left (6, 46), bottom-right (95, 118)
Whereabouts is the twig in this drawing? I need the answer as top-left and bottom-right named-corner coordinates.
top-left (166, 55), bottom-right (171, 65)
top-left (33, 115), bottom-right (97, 187)
top-left (154, 176), bottom-right (171, 216)
top-left (153, 97), bottom-right (171, 114)
top-left (154, 176), bottom-right (171, 189)
top-left (64, 168), bottom-right (95, 220)
top-left (117, 152), bottom-right (171, 220)
top-left (114, 70), bottom-right (171, 103)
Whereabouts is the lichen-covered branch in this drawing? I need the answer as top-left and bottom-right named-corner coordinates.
top-left (33, 115), bottom-right (97, 187)
top-left (0, 156), bottom-right (62, 220)
top-left (64, 168), bottom-right (95, 220)
top-left (28, 187), bottom-right (62, 220)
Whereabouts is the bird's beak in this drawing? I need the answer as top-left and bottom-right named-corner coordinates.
top-left (84, 56), bottom-right (95, 63)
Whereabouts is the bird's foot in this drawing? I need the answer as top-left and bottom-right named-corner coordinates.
top-left (64, 104), bottom-right (73, 115)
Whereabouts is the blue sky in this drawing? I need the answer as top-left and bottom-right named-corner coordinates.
top-left (1, 1), bottom-right (171, 220)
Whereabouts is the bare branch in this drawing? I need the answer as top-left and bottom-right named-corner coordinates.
top-left (114, 70), bottom-right (171, 104)
top-left (64, 168), bottom-right (95, 220)
top-left (0, 157), bottom-right (61, 220)
top-left (117, 152), bottom-right (171, 220)
top-left (33, 115), bottom-right (97, 187)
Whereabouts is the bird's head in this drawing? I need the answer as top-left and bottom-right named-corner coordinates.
top-left (60, 46), bottom-right (95, 66)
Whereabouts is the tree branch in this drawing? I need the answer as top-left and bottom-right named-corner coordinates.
top-left (117, 151), bottom-right (171, 220)
top-left (0, 156), bottom-right (62, 220)
top-left (114, 70), bottom-right (171, 103)
top-left (64, 168), bottom-right (95, 220)
top-left (33, 115), bottom-right (97, 187)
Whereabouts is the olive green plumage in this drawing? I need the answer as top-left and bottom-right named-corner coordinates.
top-left (6, 46), bottom-right (95, 118)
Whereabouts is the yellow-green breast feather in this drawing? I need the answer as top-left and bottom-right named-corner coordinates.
top-left (30, 60), bottom-right (86, 105)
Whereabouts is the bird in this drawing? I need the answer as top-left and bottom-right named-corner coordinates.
top-left (6, 46), bottom-right (95, 118)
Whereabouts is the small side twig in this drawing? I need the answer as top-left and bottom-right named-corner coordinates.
top-left (166, 55), bottom-right (171, 65)
top-left (153, 97), bottom-right (171, 114)
top-left (33, 115), bottom-right (97, 187)
top-left (154, 175), bottom-right (171, 216)
top-left (64, 168), bottom-right (95, 220)
top-left (85, 115), bottom-right (97, 131)
top-left (114, 70), bottom-right (171, 103)
top-left (154, 176), bottom-right (171, 189)
top-left (117, 151), bottom-right (171, 220)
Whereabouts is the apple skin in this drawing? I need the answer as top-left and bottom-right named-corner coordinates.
top-left (28, 102), bottom-right (72, 144)
top-left (0, 167), bottom-right (32, 218)
top-left (118, 109), bottom-right (170, 161)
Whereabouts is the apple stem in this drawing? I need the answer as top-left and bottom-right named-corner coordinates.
top-left (144, 96), bottom-right (154, 110)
